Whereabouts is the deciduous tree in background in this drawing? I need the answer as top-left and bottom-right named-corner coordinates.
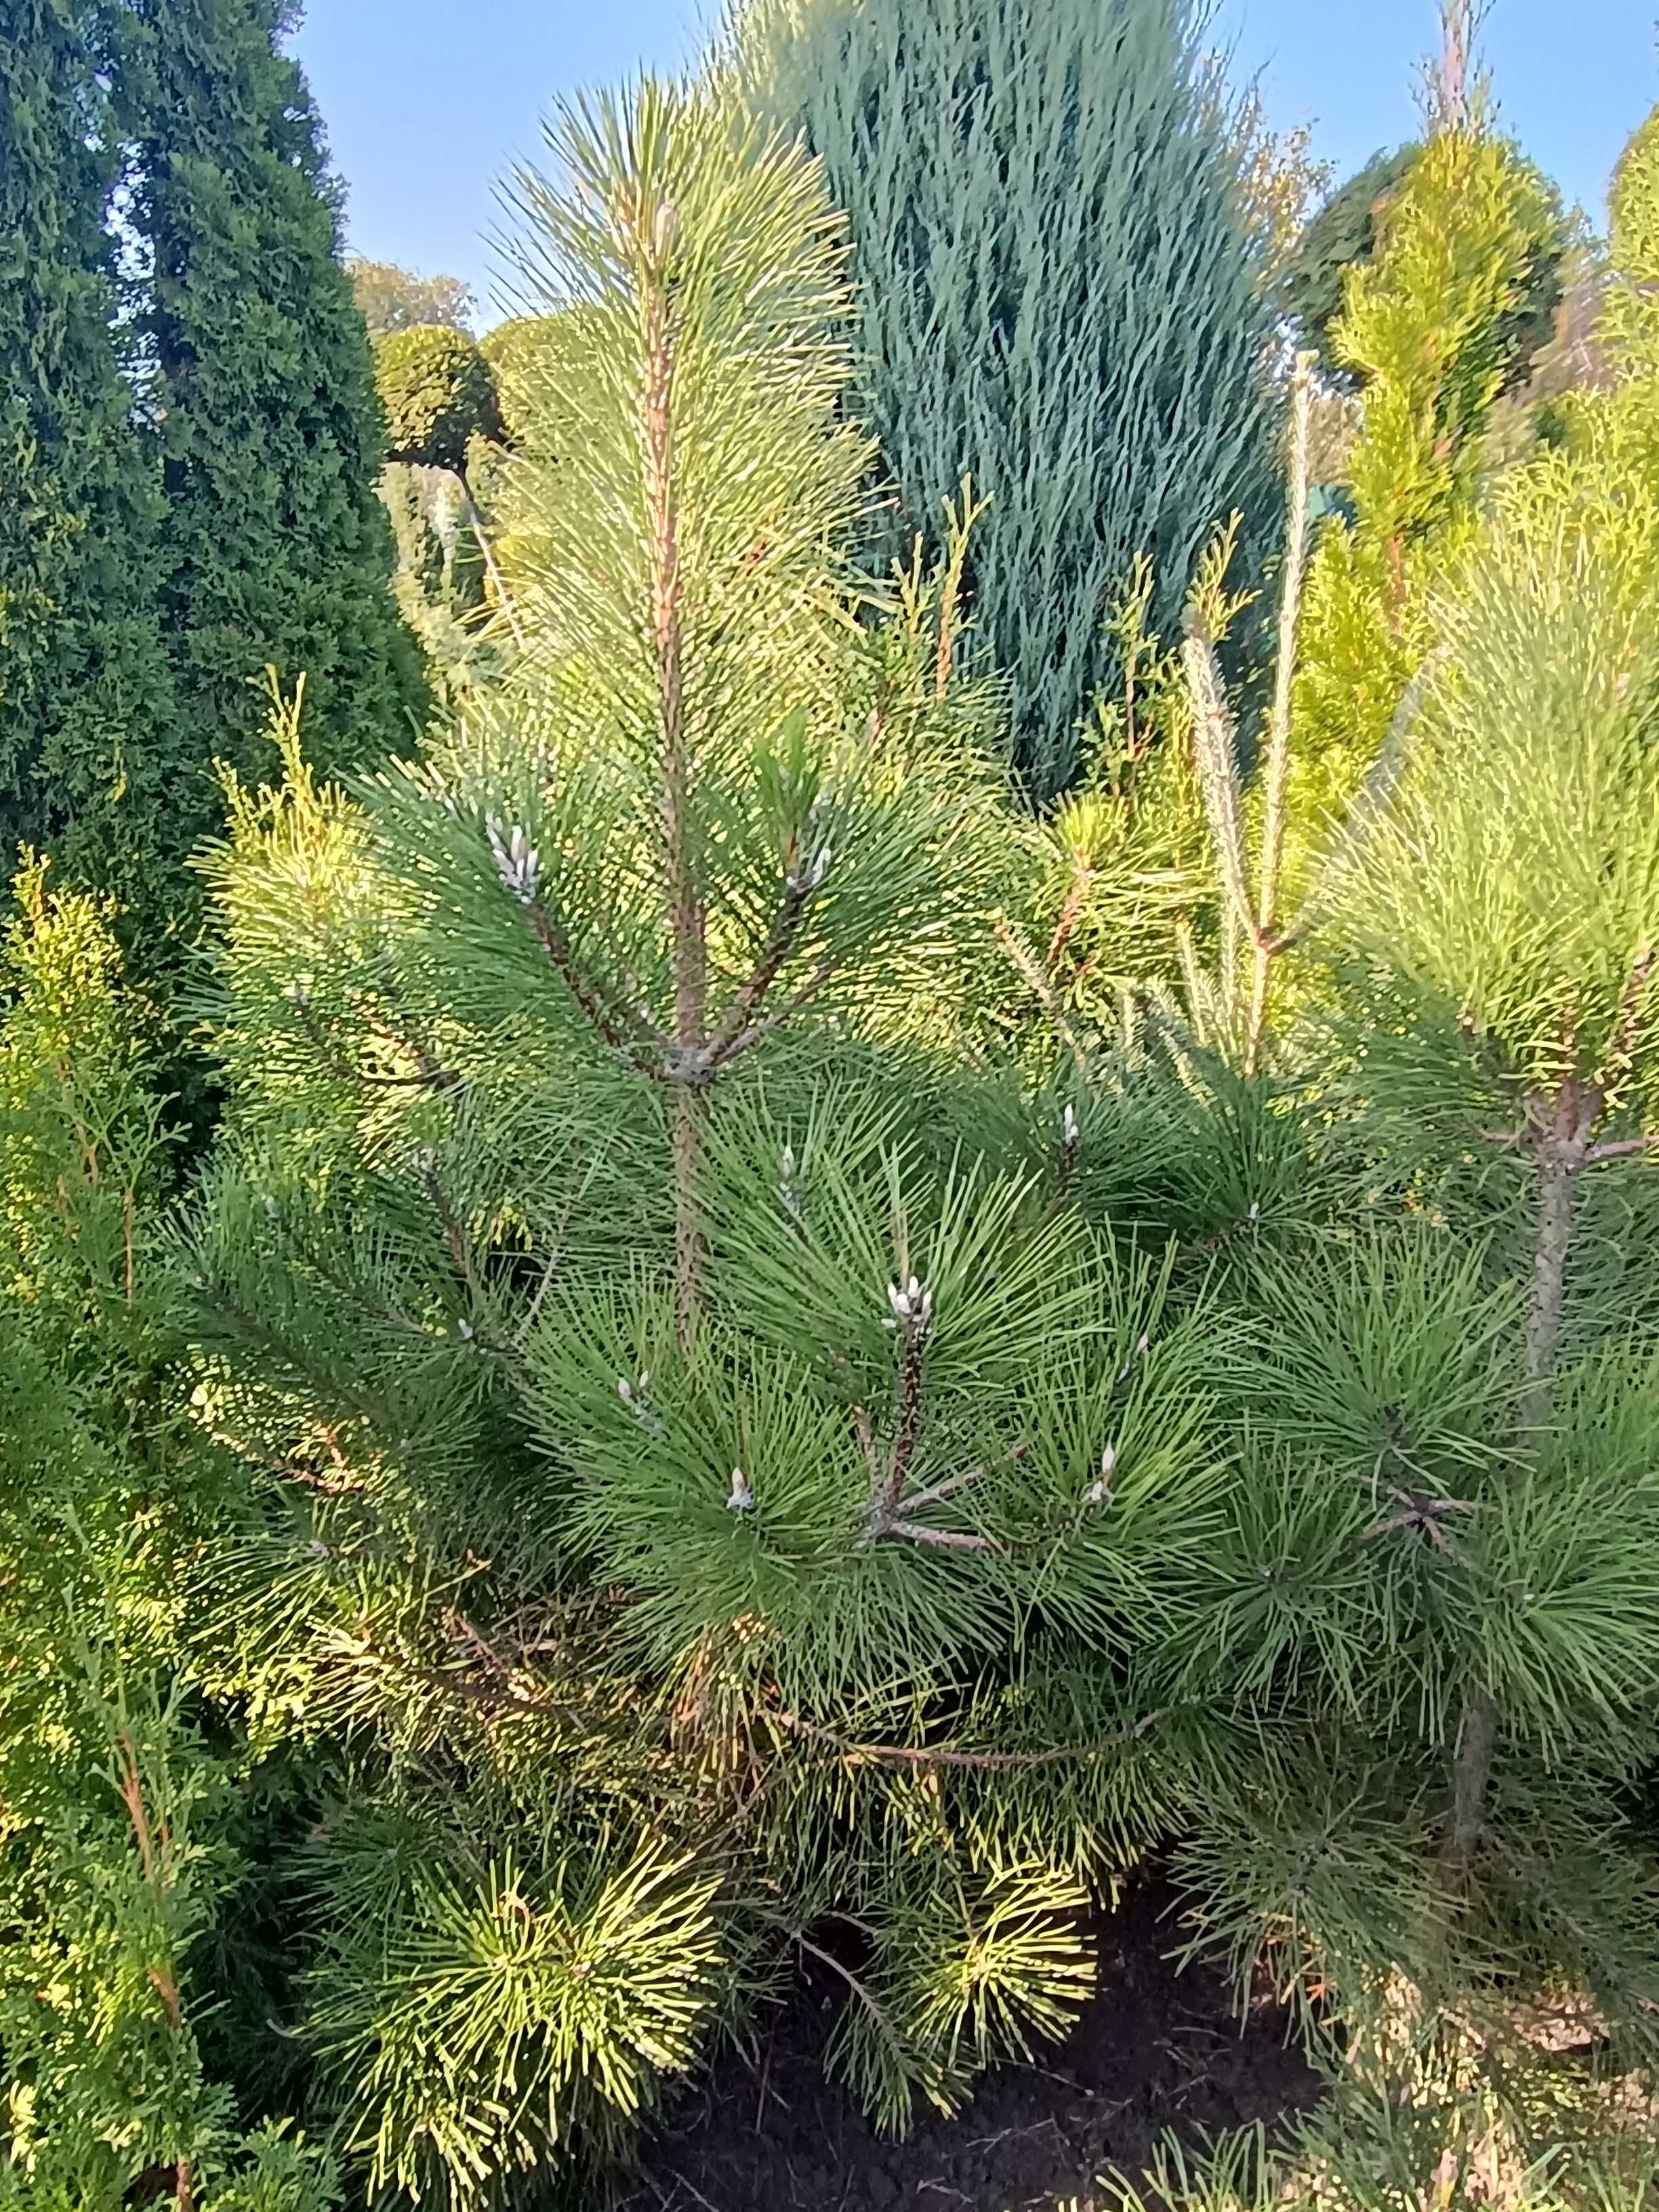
top-left (348, 254), bottom-right (474, 339)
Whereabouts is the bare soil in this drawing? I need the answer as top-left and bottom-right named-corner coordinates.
top-left (616, 1876), bottom-right (1319, 2212)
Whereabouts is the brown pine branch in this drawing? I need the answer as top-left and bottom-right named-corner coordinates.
top-left (1046, 851), bottom-right (1095, 973)
top-left (1440, 1043), bottom-right (1623, 1893)
top-left (523, 900), bottom-right (669, 1073)
top-left (705, 958), bottom-right (838, 1073)
top-left (771, 1705), bottom-right (1170, 1771)
top-left (1585, 1134), bottom-right (1659, 1164)
top-left (639, 199), bottom-right (708, 1342)
top-left (878, 1517), bottom-right (1002, 1553)
top-left (705, 874), bottom-right (820, 1062)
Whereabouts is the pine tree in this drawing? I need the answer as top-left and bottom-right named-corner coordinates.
top-left (0, 1), bottom-right (181, 934)
top-left (119, 0), bottom-right (428, 838)
top-left (173, 82), bottom-right (1250, 2196)
top-left (737, 0), bottom-right (1284, 800)
top-left (1148, 97), bottom-right (1659, 2171)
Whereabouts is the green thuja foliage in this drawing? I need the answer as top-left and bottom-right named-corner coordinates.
top-left (0, 865), bottom-right (335, 2208)
top-left (739, 0), bottom-right (1282, 800)
top-left (1279, 146), bottom-right (1422, 380)
top-left (1282, 106), bottom-right (1563, 905)
top-left (0, 3), bottom-right (179, 933)
top-left (1282, 140), bottom-right (1565, 396)
top-left (119, 0), bottom-right (428, 829)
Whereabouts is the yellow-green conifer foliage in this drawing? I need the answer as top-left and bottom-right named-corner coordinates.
top-left (1281, 123), bottom-right (1559, 905)
top-left (1559, 106), bottom-right (1659, 489)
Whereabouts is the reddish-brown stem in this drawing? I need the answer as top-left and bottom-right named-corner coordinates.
top-left (1046, 852), bottom-right (1094, 974)
top-left (709, 958), bottom-right (836, 1069)
top-left (642, 208), bottom-right (706, 1342)
top-left (881, 1326), bottom-right (926, 1518)
top-left (994, 916), bottom-right (1090, 1078)
top-left (1441, 1069), bottom-right (1603, 1891)
top-left (705, 880), bottom-right (812, 1061)
top-left (523, 902), bottom-right (665, 1070)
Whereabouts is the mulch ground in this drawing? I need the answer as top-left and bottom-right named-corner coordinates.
top-left (613, 1875), bottom-right (1319, 2212)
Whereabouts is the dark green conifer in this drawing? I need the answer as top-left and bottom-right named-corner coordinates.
top-left (0, 1), bottom-right (179, 932)
top-left (120, 0), bottom-right (428, 823)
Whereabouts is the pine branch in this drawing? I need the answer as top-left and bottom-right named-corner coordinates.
top-left (521, 897), bottom-right (670, 1075)
top-left (1585, 1134), bottom-right (1659, 1163)
top-left (770, 1706), bottom-right (1171, 1771)
top-left (993, 914), bottom-right (1090, 1077)
top-left (1181, 617), bottom-right (1254, 949)
top-left (1045, 850), bottom-right (1095, 974)
top-left (635, 198), bottom-right (710, 1342)
top-left (1244, 352), bottom-right (1315, 1076)
top-left (411, 1147), bottom-right (490, 1319)
top-left (705, 876), bottom-right (816, 1057)
top-left (704, 956), bottom-right (838, 1075)
top-left (290, 989), bottom-right (459, 1091)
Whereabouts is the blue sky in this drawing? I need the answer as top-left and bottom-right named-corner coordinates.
top-left (292, 0), bottom-right (1659, 326)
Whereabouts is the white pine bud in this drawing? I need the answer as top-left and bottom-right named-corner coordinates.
top-left (1085, 1443), bottom-right (1116, 1509)
top-left (726, 1468), bottom-right (754, 1513)
top-left (486, 815), bottom-right (541, 905)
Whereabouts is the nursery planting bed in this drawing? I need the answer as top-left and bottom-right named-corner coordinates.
top-left (619, 1877), bottom-right (1317, 2212)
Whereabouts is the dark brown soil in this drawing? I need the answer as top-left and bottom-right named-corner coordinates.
top-left (617, 1877), bottom-right (1319, 2212)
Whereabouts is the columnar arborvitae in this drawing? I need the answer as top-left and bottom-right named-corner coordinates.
top-left (120, 0), bottom-right (428, 827)
top-left (0, 1), bottom-right (178, 930)
top-left (1279, 108), bottom-right (1562, 907)
top-left (0, 864), bottom-right (337, 2206)
top-left (742, 0), bottom-right (1283, 800)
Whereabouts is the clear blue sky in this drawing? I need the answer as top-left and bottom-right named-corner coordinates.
top-left (291, 0), bottom-right (1659, 326)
